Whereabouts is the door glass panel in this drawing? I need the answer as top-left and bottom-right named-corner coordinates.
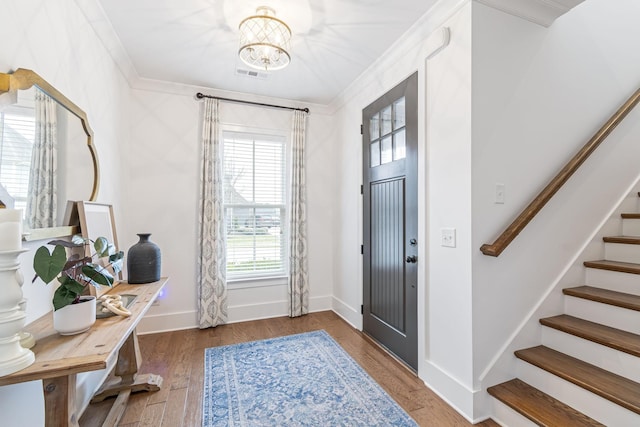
top-left (369, 114), bottom-right (379, 141)
top-left (394, 129), bottom-right (406, 160)
top-left (381, 136), bottom-right (393, 164)
top-left (370, 141), bottom-right (380, 167)
top-left (381, 106), bottom-right (392, 136)
top-left (394, 97), bottom-right (405, 129)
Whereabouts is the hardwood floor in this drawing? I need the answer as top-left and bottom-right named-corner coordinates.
top-left (80, 311), bottom-right (498, 426)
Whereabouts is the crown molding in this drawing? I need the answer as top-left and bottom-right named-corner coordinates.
top-left (474, 0), bottom-right (585, 27)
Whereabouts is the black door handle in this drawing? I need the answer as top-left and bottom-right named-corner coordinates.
top-left (406, 255), bottom-right (417, 263)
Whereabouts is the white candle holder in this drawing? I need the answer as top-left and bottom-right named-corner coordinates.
top-left (0, 249), bottom-right (35, 376)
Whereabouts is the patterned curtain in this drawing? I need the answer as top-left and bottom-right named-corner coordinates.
top-left (26, 90), bottom-right (57, 229)
top-left (288, 110), bottom-right (309, 317)
top-left (197, 98), bottom-right (228, 328)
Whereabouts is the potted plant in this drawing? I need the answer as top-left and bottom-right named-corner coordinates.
top-left (32, 235), bottom-right (124, 335)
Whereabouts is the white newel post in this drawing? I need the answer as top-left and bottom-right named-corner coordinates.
top-left (0, 209), bottom-right (35, 376)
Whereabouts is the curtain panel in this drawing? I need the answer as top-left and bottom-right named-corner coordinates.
top-left (197, 98), bottom-right (228, 328)
top-left (288, 110), bottom-right (309, 317)
top-left (26, 91), bottom-right (57, 229)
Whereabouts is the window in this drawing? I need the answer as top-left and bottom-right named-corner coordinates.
top-left (223, 130), bottom-right (287, 280)
top-left (369, 96), bottom-right (406, 167)
top-left (0, 103), bottom-right (35, 212)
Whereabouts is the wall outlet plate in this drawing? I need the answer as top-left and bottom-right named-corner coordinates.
top-left (441, 228), bottom-right (456, 248)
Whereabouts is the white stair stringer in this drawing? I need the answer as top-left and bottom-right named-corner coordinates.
top-left (516, 359), bottom-right (640, 426)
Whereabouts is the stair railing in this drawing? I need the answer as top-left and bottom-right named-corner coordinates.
top-left (480, 88), bottom-right (640, 257)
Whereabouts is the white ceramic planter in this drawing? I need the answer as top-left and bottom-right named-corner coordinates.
top-left (53, 296), bottom-right (97, 335)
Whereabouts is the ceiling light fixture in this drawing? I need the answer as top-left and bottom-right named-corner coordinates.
top-left (238, 6), bottom-right (291, 71)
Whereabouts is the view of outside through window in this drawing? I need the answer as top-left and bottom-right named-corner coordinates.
top-left (223, 131), bottom-right (286, 279)
top-left (0, 105), bottom-right (35, 213)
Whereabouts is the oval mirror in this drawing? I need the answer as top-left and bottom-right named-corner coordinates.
top-left (0, 68), bottom-right (99, 239)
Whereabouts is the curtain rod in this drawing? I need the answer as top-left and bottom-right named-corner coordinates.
top-left (195, 92), bottom-right (309, 113)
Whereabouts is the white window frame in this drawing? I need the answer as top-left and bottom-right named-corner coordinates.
top-left (221, 125), bottom-right (290, 287)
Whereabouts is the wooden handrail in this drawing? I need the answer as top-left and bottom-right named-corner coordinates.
top-left (481, 88), bottom-right (640, 257)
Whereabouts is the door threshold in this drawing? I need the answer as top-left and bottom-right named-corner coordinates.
top-left (362, 331), bottom-right (417, 376)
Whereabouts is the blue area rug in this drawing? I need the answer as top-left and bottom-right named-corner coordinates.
top-left (203, 330), bottom-right (418, 426)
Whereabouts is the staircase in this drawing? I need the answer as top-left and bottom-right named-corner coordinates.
top-left (488, 193), bottom-right (640, 426)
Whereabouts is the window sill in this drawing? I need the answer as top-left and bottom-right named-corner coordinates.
top-left (227, 275), bottom-right (288, 289)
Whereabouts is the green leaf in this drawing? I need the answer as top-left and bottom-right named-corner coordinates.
top-left (81, 264), bottom-right (114, 288)
top-left (71, 235), bottom-right (87, 245)
top-left (94, 237), bottom-right (109, 257)
top-left (109, 251), bottom-right (125, 274)
top-left (33, 245), bottom-right (67, 284)
top-left (53, 277), bottom-right (85, 310)
top-left (48, 239), bottom-right (82, 248)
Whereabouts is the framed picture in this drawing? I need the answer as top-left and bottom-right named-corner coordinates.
top-left (76, 201), bottom-right (121, 296)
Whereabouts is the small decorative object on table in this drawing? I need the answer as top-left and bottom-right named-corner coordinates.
top-left (0, 208), bottom-right (35, 376)
top-left (32, 235), bottom-right (124, 335)
top-left (127, 233), bottom-right (161, 284)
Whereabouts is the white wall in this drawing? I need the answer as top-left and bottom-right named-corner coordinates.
top-left (471, 0), bottom-right (640, 419)
top-left (329, 0), bottom-right (478, 418)
top-left (0, 0), bottom-right (131, 424)
top-left (125, 85), bottom-right (336, 333)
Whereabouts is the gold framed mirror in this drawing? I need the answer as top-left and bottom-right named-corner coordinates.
top-left (0, 68), bottom-right (99, 240)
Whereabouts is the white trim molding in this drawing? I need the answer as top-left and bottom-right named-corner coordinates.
top-left (474, 0), bottom-right (586, 27)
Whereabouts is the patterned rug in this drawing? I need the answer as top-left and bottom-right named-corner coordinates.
top-left (203, 330), bottom-right (418, 426)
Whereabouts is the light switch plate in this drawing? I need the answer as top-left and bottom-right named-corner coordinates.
top-left (441, 228), bottom-right (456, 248)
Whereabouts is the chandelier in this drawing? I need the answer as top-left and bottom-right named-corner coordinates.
top-left (238, 6), bottom-right (291, 71)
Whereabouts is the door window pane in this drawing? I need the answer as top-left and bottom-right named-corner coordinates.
top-left (381, 106), bottom-right (392, 136)
top-left (369, 114), bottom-right (379, 141)
top-left (394, 129), bottom-right (406, 160)
top-left (370, 141), bottom-right (380, 167)
top-left (393, 97), bottom-right (405, 129)
top-left (381, 136), bottom-right (393, 164)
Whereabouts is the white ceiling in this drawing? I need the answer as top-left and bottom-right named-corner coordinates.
top-left (94, 0), bottom-right (586, 106)
top-left (96, 0), bottom-right (439, 105)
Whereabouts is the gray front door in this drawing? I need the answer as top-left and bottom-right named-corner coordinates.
top-left (362, 72), bottom-right (418, 370)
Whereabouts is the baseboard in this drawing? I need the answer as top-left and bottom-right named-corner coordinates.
top-left (137, 295), bottom-right (333, 334)
top-left (421, 360), bottom-right (484, 423)
top-left (137, 310), bottom-right (197, 334)
top-left (331, 296), bottom-right (362, 330)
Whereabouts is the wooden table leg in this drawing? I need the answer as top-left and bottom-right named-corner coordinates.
top-left (91, 328), bottom-right (163, 403)
top-left (43, 374), bottom-right (79, 427)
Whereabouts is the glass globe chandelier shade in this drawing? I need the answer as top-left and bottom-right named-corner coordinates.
top-left (238, 6), bottom-right (291, 71)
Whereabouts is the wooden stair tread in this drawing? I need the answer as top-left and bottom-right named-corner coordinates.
top-left (603, 236), bottom-right (640, 244)
top-left (621, 213), bottom-right (640, 219)
top-left (563, 286), bottom-right (640, 311)
top-left (488, 378), bottom-right (604, 426)
top-left (540, 314), bottom-right (640, 357)
top-left (515, 346), bottom-right (640, 414)
top-left (583, 260), bottom-right (640, 274)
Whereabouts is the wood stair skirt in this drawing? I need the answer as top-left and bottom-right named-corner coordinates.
top-left (489, 205), bottom-right (640, 425)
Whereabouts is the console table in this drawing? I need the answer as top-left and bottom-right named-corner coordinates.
top-left (0, 277), bottom-right (168, 427)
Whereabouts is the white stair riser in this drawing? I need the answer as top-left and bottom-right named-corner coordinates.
top-left (604, 242), bottom-right (640, 264)
top-left (541, 326), bottom-right (640, 383)
top-left (564, 296), bottom-right (640, 334)
top-left (517, 360), bottom-right (639, 426)
top-left (623, 219), bottom-right (640, 236)
top-left (490, 399), bottom-right (538, 427)
top-left (585, 268), bottom-right (640, 295)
